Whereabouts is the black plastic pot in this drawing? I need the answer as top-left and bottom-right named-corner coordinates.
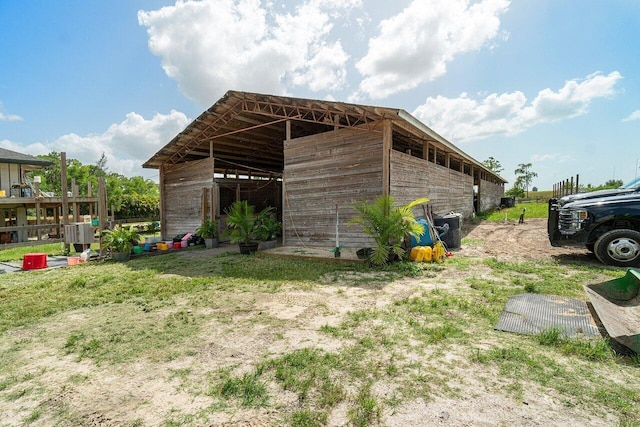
top-left (239, 242), bottom-right (259, 255)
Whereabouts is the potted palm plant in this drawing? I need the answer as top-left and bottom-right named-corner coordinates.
top-left (195, 219), bottom-right (219, 248)
top-left (349, 195), bottom-right (428, 265)
top-left (256, 208), bottom-right (281, 250)
top-left (225, 201), bottom-right (267, 254)
top-left (101, 225), bottom-right (141, 261)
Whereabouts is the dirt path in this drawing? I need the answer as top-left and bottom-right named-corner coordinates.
top-left (459, 218), bottom-right (593, 263)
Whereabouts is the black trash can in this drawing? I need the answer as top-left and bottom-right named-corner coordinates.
top-left (434, 212), bottom-right (462, 249)
top-left (500, 197), bottom-right (515, 208)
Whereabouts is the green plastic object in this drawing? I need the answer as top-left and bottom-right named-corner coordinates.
top-left (584, 269), bottom-right (640, 354)
top-left (591, 269), bottom-right (640, 302)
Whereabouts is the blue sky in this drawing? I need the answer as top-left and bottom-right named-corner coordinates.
top-left (1, 0), bottom-right (639, 189)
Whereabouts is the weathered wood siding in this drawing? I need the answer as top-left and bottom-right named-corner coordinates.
top-left (162, 158), bottom-right (213, 238)
top-left (479, 179), bottom-right (504, 212)
top-left (283, 127), bottom-right (383, 248)
top-left (390, 150), bottom-right (474, 217)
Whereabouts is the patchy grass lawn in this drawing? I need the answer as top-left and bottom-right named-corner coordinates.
top-left (0, 247), bottom-right (638, 426)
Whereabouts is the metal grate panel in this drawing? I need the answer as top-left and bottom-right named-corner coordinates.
top-left (495, 293), bottom-right (600, 338)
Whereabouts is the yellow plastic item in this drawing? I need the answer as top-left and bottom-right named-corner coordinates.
top-left (421, 246), bottom-right (433, 262)
top-left (410, 246), bottom-right (433, 263)
top-left (433, 242), bottom-right (445, 263)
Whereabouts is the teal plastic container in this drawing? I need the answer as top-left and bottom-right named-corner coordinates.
top-left (411, 218), bottom-right (434, 247)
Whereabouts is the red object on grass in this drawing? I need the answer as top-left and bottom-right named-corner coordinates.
top-left (23, 253), bottom-right (48, 270)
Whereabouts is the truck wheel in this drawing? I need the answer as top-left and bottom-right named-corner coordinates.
top-left (594, 229), bottom-right (640, 267)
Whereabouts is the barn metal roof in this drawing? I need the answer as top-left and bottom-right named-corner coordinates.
top-left (143, 90), bottom-right (506, 183)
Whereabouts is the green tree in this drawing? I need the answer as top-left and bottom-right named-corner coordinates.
top-left (584, 179), bottom-right (623, 192)
top-left (505, 186), bottom-right (525, 198)
top-left (35, 152), bottom-right (91, 196)
top-left (603, 179), bottom-right (623, 188)
top-left (33, 152), bottom-right (159, 219)
top-left (514, 163), bottom-right (538, 197)
top-left (482, 156), bottom-right (504, 174)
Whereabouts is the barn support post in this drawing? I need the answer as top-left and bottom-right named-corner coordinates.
top-left (210, 184), bottom-right (218, 220)
top-left (159, 164), bottom-right (166, 240)
top-left (382, 119), bottom-right (392, 196)
top-left (476, 172), bottom-right (482, 213)
top-left (283, 120), bottom-right (292, 245)
top-left (235, 169), bottom-right (240, 201)
top-left (210, 140), bottom-right (216, 221)
top-left (201, 188), bottom-right (208, 223)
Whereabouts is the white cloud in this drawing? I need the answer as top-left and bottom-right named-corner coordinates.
top-left (531, 153), bottom-right (558, 162)
top-left (0, 111), bottom-right (189, 178)
top-left (412, 71), bottom-right (622, 142)
top-left (0, 101), bottom-right (22, 122)
top-left (622, 110), bottom-right (640, 122)
top-left (138, 0), bottom-right (360, 106)
top-left (354, 0), bottom-right (510, 99)
top-left (290, 41), bottom-right (349, 91)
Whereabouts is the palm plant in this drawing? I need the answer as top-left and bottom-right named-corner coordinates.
top-left (195, 219), bottom-right (219, 239)
top-left (101, 225), bottom-right (140, 260)
top-left (349, 195), bottom-right (428, 265)
top-left (255, 208), bottom-right (281, 241)
top-left (225, 201), bottom-right (260, 245)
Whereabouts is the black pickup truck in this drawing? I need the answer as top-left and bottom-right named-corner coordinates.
top-left (548, 178), bottom-right (640, 266)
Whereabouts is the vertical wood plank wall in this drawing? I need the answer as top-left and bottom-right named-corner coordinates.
top-left (283, 127), bottom-right (383, 248)
top-left (479, 179), bottom-right (505, 211)
top-left (390, 150), bottom-right (474, 217)
top-left (162, 157), bottom-right (214, 238)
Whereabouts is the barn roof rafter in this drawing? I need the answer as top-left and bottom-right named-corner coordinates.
top-left (143, 90), bottom-right (506, 184)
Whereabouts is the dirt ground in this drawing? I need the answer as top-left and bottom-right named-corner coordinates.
top-left (458, 217), bottom-right (592, 263)
top-left (1, 219), bottom-right (621, 426)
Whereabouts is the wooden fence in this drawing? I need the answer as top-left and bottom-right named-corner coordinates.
top-left (552, 174), bottom-right (580, 198)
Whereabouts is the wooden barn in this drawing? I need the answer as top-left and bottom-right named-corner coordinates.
top-left (143, 91), bottom-right (506, 248)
